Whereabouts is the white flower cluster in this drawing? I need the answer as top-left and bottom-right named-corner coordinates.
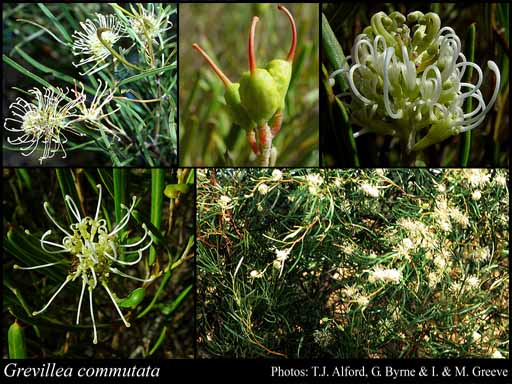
top-left (14, 185), bottom-right (157, 344)
top-left (329, 11), bottom-right (500, 151)
top-left (4, 82), bottom-right (124, 164)
top-left (273, 248), bottom-right (290, 275)
top-left (368, 265), bottom-right (401, 284)
top-left (305, 173), bottom-right (324, 195)
top-left (360, 182), bottom-right (380, 198)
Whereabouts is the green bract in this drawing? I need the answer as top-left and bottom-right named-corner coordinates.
top-left (225, 82), bottom-right (256, 130)
top-left (268, 59), bottom-right (293, 109)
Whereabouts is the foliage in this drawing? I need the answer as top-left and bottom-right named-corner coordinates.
top-left (197, 168), bottom-right (508, 358)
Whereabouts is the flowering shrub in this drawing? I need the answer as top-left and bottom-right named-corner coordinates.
top-left (4, 168), bottom-right (194, 357)
top-left (3, 3), bottom-right (177, 166)
top-left (197, 168), bottom-right (508, 358)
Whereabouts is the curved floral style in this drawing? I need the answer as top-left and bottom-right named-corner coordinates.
top-left (72, 14), bottom-right (127, 76)
top-left (329, 11), bottom-right (500, 153)
top-left (13, 185), bottom-right (158, 344)
top-left (129, 3), bottom-right (173, 43)
top-left (4, 87), bottom-right (84, 164)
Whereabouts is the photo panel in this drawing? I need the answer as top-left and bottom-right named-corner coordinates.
top-left (3, 168), bottom-right (194, 358)
top-left (196, 168), bottom-right (508, 358)
top-left (179, 3), bottom-right (319, 167)
top-left (321, 3), bottom-right (509, 167)
top-left (3, 3), bottom-right (177, 167)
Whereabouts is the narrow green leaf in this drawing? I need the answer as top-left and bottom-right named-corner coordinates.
top-left (460, 23), bottom-right (476, 166)
top-left (113, 169), bottom-right (127, 227)
top-left (321, 13), bottom-right (347, 91)
top-left (136, 270), bottom-right (172, 319)
top-left (16, 18), bottom-right (71, 47)
top-left (15, 47), bottom-right (95, 94)
top-left (149, 169), bottom-right (165, 265)
top-left (159, 284), bottom-right (192, 316)
top-left (37, 4), bottom-right (72, 42)
top-left (56, 169), bottom-right (80, 223)
top-left (3, 54), bottom-right (52, 89)
top-left (117, 63), bottom-right (176, 87)
top-left (148, 326), bottom-right (167, 356)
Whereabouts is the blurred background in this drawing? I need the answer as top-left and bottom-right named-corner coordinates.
top-left (179, 3), bottom-right (319, 166)
top-left (321, 3), bottom-right (509, 167)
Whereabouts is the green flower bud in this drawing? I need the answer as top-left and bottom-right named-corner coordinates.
top-left (267, 59), bottom-right (292, 109)
top-left (192, 43), bottom-right (256, 130)
top-left (225, 82), bottom-right (257, 130)
top-left (239, 16), bottom-right (281, 125)
top-left (240, 68), bottom-right (280, 125)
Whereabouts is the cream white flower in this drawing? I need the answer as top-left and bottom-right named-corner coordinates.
top-left (433, 254), bottom-right (447, 270)
top-left (258, 183), bottom-right (269, 195)
top-left (466, 275), bottom-right (480, 289)
top-left (354, 294), bottom-right (370, 308)
top-left (249, 270), bottom-right (264, 279)
top-left (495, 174), bottom-right (507, 187)
top-left (330, 11), bottom-right (500, 151)
top-left (471, 190), bottom-right (482, 201)
top-left (341, 284), bottom-right (359, 298)
top-left (368, 266), bottom-right (401, 284)
top-left (74, 79), bottom-right (119, 123)
top-left (428, 271), bottom-right (441, 288)
top-left (13, 185), bottom-right (157, 344)
top-left (360, 183), bottom-right (380, 197)
top-left (218, 195), bottom-right (233, 210)
top-left (491, 350), bottom-right (504, 359)
top-left (306, 173), bottom-right (323, 194)
top-left (4, 87), bottom-right (84, 164)
top-left (275, 249), bottom-right (290, 262)
top-left (471, 246), bottom-right (491, 263)
top-left (273, 248), bottom-right (291, 275)
top-left (272, 169), bottom-right (283, 181)
top-left (128, 3), bottom-right (172, 43)
top-left (464, 169), bottom-right (491, 187)
top-left (448, 207), bottom-right (469, 228)
top-left (72, 14), bottom-right (127, 76)
top-left (449, 281), bottom-right (462, 294)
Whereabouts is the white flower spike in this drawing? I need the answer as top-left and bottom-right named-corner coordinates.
top-left (14, 184), bottom-right (158, 344)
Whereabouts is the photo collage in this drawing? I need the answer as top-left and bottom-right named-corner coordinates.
top-left (2, 2), bottom-right (509, 381)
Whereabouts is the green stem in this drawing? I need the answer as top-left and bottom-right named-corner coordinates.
top-left (136, 270), bottom-right (172, 319)
top-left (459, 23), bottom-right (476, 166)
top-left (97, 28), bottom-right (143, 72)
top-left (113, 169), bottom-right (126, 260)
top-left (149, 169), bottom-right (165, 265)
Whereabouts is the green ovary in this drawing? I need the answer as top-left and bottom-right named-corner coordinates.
top-left (239, 68), bottom-right (280, 125)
